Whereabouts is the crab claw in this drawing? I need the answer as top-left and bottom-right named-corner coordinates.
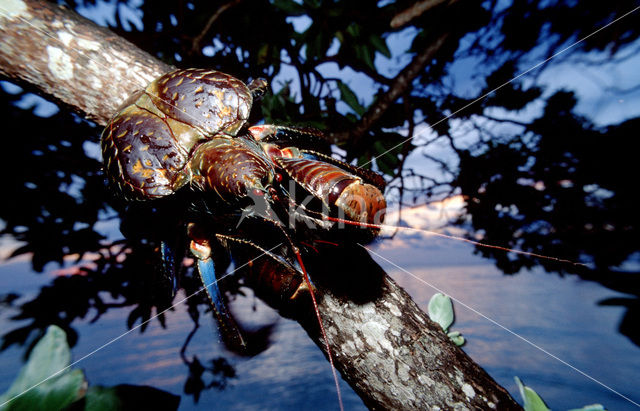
top-left (187, 222), bottom-right (247, 351)
top-left (187, 222), bottom-right (211, 260)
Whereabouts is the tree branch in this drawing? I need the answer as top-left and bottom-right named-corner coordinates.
top-left (190, 0), bottom-right (243, 55)
top-left (330, 33), bottom-right (449, 146)
top-left (0, 0), bottom-right (171, 126)
top-left (390, 0), bottom-right (450, 28)
top-left (286, 244), bottom-right (521, 409)
top-left (0, 2), bottom-right (521, 409)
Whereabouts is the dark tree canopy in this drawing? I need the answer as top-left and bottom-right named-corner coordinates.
top-left (3, 0), bottom-right (639, 274)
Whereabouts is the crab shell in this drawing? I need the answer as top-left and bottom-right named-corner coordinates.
top-left (101, 68), bottom-right (257, 201)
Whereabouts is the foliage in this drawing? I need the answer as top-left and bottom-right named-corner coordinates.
top-left (514, 377), bottom-right (606, 411)
top-left (454, 92), bottom-right (640, 274)
top-left (0, 325), bottom-right (179, 410)
top-left (21, 0), bottom-right (637, 277)
top-left (427, 293), bottom-right (465, 346)
top-left (0, 85), bottom-right (106, 272)
top-left (0, 325), bottom-right (84, 410)
top-left (1, 0), bottom-right (636, 276)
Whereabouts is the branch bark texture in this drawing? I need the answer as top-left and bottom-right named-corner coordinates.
top-left (321, 277), bottom-right (515, 409)
top-left (0, 0), bottom-right (171, 126)
top-left (294, 246), bottom-right (521, 410)
top-left (0, 1), bottom-right (521, 409)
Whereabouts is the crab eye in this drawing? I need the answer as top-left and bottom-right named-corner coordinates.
top-left (253, 188), bottom-right (264, 197)
top-left (275, 173), bottom-right (283, 183)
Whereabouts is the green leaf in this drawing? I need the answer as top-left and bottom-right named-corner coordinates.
top-left (345, 112), bottom-right (358, 123)
top-left (354, 43), bottom-right (375, 71)
top-left (33, 370), bottom-right (85, 410)
top-left (0, 326), bottom-right (179, 411)
top-left (305, 32), bottom-right (322, 60)
top-left (257, 43), bottom-right (270, 65)
top-left (345, 23), bottom-right (360, 38)
top-left (375, 156), bottom-right (395, 176)
top-left (368, 133), bottom-right (405, 176)
top-left (371, 141), bottom-right (398, 175)
top-left (88, 385), bottom-right (180, 410)
top-left (428, 293), bottom-right (454, 332)
top-left (567, 405), bottom-right (606, 411)
top-left (272, 0), bottom-right (306, 15)
top-left (373, 141), bottom-right (400, 167)
top-left (337, 82), bottom-right (365, 116)
top-left (84, 386), bottom-right (122, 411)
top-left (369, 34), bottom-right (391, 58)
top-left (302, 0), bottom-right (321, 8)
top-left (514, 377), bottom-right (551, 411)
top-left (447, 331), bottom-right (465, 346)
top-left (0, 325), bottom-right (86, 411)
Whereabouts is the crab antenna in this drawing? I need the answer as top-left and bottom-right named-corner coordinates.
top-left (322, 215), bottom-right (588, 268)
top-left (291, 244), bottom-right (345, 411)
top-left (268, 222), bottom-right (345, 411)
top-left (247, 209), bottom-right (345, 411)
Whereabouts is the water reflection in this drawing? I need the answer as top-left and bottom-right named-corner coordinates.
top-left (378, 238), bottom-right (640, 410)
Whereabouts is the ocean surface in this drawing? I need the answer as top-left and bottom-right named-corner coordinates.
top-left (1, 234), bottom-right (638, 410)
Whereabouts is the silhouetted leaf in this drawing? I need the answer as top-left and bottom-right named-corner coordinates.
top-left (337, 81), bottom-right (365, 116)
top-left (369, 33), bottom-right (390, 58)
top-left (272, 0), bottom-right (306, 15)
top-left (85, 385), bottom-right (180, 411)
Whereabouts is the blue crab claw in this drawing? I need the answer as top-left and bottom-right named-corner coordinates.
top-left (195, 254), bottom-right (230, 325)
top-left (188, 224), bottom-right (247, 351)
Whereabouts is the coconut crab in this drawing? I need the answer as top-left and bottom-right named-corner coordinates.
top-left (101, 68), bottom-right (387, 350)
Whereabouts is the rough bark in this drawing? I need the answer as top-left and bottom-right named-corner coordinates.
top-left (0, 0), bottom-right (171, 126)
top-left (0, 1), bottom-right (521, 409)
top-left (292, 245), bottom-right (521, 410)
top-left (317, 277), bottom-right (517, 409)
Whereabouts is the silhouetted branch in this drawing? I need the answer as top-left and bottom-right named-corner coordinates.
top-left (331, 33), bottom-right (449, 146)
top-left (190, 0), bottom-right (243, 55)
top-left (390, 0), bottom-right (451, 28)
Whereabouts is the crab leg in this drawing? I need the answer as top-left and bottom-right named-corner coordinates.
top-left (248, 124), bottom-right (331, 153)
top-left (188, 224), bottom-right (247, 351)
top-left (159, 241), bottom-right (179, 296)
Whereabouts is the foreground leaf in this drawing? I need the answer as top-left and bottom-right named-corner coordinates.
top-left (568, 405), bottom-right (606, 411)
top-left (84, 386), bottom-right (121, 411)
top-left (0, 325), bottom-right (85, 410)
top-left (428, 293), bottom-right (454, 332)
top-left (447, 331), bottom-right (465, 347)
top-left (514, 376), bottom-right (550, 411)
top-left (85, 385), bottom-right (180, 411)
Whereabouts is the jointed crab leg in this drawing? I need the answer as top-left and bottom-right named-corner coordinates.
top-left (100, 68), bottom-right (380, 410)
top-left (188, 225), bottom-right (247, 350)
top-left (290, 247), bottom-right (344, 411)
top-left (214, 227), bottom-right (344, 411)
top-left (159, 241), bottom-right (179, 296)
